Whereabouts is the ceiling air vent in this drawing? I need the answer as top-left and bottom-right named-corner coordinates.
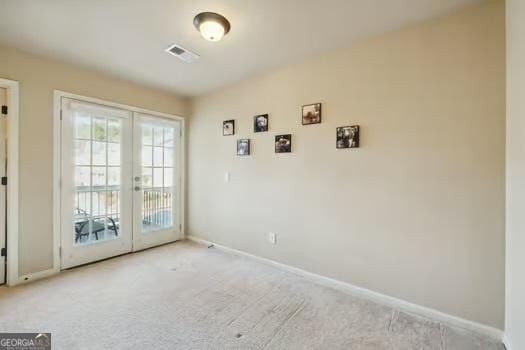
top-left (165, 44), bottom-right (200, 63)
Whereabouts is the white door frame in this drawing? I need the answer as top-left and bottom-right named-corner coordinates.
top-left (0, 78), bottom-right (20, 286)
top-left (53, 90), bottom-right (185, 272)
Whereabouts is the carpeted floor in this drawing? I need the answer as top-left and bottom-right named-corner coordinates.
top-left (0, 241), bottom-right (503, 349)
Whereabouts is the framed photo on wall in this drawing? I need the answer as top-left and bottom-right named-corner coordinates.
top-left (223, 120), bottom-right (235, 136)
top-left (254, 114), bottom-right (269, 132)
top-left (275, 134), bottom-right (292, 153)
top-left (302, 103), bottom-right (321, 125)
top-left (237, 139), bottom-right (250, 156)
top-left (336, 125), bottom-right (360, 149)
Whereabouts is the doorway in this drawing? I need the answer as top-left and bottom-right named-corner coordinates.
top-left (0, 78), bottom-right (18, 286)
top-left (58, 94), bottom-right (183, 269)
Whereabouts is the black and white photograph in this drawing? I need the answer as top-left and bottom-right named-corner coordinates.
top-left (336, 125), bottom-right (360, 149)
top-left (254, 114), bottom-right (269, 132)
top-left (223, 120), bottom-right (235, 136)
top-left (237, 139), bottom-right (250, 156)
top-left (275, 134), bottom-right (292, 153)
top-left (302, 103), bottom-right (321, 125)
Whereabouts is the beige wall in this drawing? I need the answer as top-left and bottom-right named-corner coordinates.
top-left (189, 0), bottom-right (505, 329)
top-left (0, 45), bottom-right (189, 276)
top-left (506, 0), bottom-right (525, 348)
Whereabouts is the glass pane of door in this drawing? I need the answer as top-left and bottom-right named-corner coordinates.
top-left (73, 115), bottom-right (122, 245)
top-left (140, 124), bottom-right (174, 232)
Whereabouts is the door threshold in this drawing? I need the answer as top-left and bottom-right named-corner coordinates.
top-left (62, 239), bottom-right (181, 271)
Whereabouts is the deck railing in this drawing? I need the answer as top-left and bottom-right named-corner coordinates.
top-left (74, 186), bottom-right (173, 229)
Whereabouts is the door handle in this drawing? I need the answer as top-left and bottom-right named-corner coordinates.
top-left (134, 186), bottom-right (141, 191)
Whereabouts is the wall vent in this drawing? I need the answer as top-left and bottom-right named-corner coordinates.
top-left (165, 44), bottom-right (200, 63)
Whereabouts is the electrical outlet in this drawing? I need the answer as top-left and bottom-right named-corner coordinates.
top-left (269, 232), bottom-right (277, 245)
top-left (224, 172), bottom-right (230, 183)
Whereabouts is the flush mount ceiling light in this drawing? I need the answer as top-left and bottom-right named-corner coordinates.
top-left (193, 12), bottom-right (231, 42)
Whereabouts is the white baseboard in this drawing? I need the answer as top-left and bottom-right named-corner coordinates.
top-left (187, 235), bottom-right (504, 342)
top-left (502, 336), bottom-right (511, 350)
top-left (12, 268), bottom-right (59, 286)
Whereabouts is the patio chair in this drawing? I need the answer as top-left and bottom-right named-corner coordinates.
top-left (74, 208), bottom-right (119, 243)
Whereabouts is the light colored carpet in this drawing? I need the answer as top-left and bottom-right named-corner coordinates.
top-left (0, 241), bottom-right (503, 350)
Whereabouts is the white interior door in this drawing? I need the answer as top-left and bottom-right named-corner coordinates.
top-left (132, 113), bottom-right (182, 251)
top-left (0, 87), bottom-right (6, 283)
top-left (60, 98), bottom-right (133, 269)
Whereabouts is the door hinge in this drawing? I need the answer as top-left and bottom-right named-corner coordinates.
top-left (60, 109), bottom-right (63, 120)
top-left (1, 247), bottom-right (6, 257)
top-left (1, 177), bottom-right (7, 186)
top-left (1, 105), bottom-right (7, 115)
top-left (59, 246), bottom-right (62, 257)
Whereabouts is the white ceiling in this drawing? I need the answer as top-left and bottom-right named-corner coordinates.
top-left (0, 0), bottom-right (481, 97)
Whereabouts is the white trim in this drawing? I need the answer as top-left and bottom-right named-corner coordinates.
top-left (52, 92), bottom-right (61, 276)
top-left (187, 235), bottom-right (504, 342)
top-left (180, 119), bottom-right (186, 240)
top-left (17, 268), bottom-right (58, 285)
top-left (503, 336), bottom-right (511, 350)
top-left (67, 99), bottom-right (131, 118)
top-left (54, 90), bottom-right (184, 122)
top-left (0, 78), bottom-right (19, 287)
top-left (53, 90), bottom-right (185, 273)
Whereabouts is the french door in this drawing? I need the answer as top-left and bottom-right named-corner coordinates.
top-left (60, 98), bottom-right (182, 269)
top-left (132, 113), bottom-right (181, 251)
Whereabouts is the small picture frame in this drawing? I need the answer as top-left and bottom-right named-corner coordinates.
top-left (223, 120), bottom-right (235, 136)
top-left (254, 114), bottom-right (269, 133)
top-left (336, 125), bottom-right (360, 149)
top-left (237, 139), bottom-right (250, 156)
top-left (302, 103), bottom-right (321, 125)
top-left (275, 134), bottom-right (292, 153)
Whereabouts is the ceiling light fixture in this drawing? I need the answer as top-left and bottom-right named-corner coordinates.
top-left (193, 12), bottom-right (231, 42)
